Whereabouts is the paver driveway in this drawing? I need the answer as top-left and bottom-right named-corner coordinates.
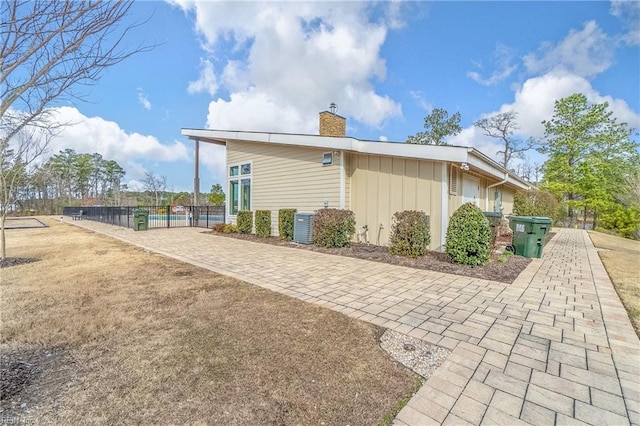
top-left (65, 218), bottom-right (639, 425)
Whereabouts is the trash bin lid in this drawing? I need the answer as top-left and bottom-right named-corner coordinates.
top-left (513, 216), bottom-right (552, 224)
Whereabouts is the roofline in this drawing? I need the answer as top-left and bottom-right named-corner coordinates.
top-left (181, 128), bottom-right (532, 190)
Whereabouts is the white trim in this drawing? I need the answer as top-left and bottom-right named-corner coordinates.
top-left (339, 151), bottom-right (345, 209)
top-left (181, 128), bottom-right (532, 190)
top-left (441, 162), bottom-right (448, 251)
top-left (227, 160), bottom-right (253, 217)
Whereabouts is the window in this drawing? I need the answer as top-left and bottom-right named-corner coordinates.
top-left (229, 162), bottom-right (251, 215)
top-left (322, 152), bottom-right (333, 166)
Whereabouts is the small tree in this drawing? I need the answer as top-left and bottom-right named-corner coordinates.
top-left (208, 183), bottom-right (225, 205)
top-left (445, 203), bottom-right (491, 266)
top-left (407, 108), bottom-right (462, 145)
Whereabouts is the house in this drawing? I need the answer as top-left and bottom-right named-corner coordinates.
top-left (182, 109), bottom-right (531, 250)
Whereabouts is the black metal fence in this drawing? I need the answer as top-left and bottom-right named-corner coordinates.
top-left (62, 205), bottom-right (225, 229)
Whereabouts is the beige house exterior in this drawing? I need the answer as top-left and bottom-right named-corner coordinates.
top-left (183, 112), bottom-right (530, 250)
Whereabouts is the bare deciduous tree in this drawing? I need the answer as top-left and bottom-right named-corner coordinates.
top-left (142, 171), bottom-right (167, 206)
top-left (474, 111), bottom-right (533, 169)
top-left (0, 0), bottom-right (148, 259)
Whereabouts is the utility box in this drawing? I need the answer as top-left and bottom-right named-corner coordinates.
top-left (133, 209), bottom-right (149, 231)
top-left (483, 211), bottom-right (503, 239)
top-left (509, 216), bottom-right (552, 258)
top-left (293, 213), bottom-right (315, 244)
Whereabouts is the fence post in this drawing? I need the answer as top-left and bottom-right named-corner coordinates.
top-left (167, 205), bottom-right (171, 228)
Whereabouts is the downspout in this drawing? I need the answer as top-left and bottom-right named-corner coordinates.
top-left (486, 172), bottom-right (508, 212)
top-left (339, 150), bottom-right (345, 209)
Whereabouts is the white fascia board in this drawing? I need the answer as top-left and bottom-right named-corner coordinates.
top-left (181, 129), bottom-right (472, 162)
top-left (351, 140), bottom-right (469, 163)
top-left (467, 150), bottom-right (531, 190)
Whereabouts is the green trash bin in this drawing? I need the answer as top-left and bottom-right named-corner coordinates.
top-left (133, 209), bottom-right (149, 231)
top-left (483, 211), bottom-right (503, 240)
top-left (508, 216), bottom-right (552, 258)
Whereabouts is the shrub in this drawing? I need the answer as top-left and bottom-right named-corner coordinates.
top-left (445, 203), bottom-right (491, 266)
top-left (223, 224), bottom-right (238, 233)
top-left (313, 208), bottom-right (356, 248)
top-left (513, 189), bottom-right (559, 223)
top-left (237, 210), bottom-right (253, 234)
top-left (599, 205), bottom-right (640, 239)
top-left (278, 209), bottom-right (297, 241)
top-left (389, 211), bottom-right (430, 258)
top-left (213, 222), bottom-right (226, 232)
top-left (255, 210), bottom-right (272, 238)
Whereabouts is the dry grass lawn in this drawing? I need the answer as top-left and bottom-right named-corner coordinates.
top-left (1, 218), bottom-right (418, 424)
top-left (588, 231), bottom-right (640, 337)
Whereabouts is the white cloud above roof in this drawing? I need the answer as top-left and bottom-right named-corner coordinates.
top-left (171, 1), bottom-right (403, 132)
top-left (523, 21), bottom-right (613, 78)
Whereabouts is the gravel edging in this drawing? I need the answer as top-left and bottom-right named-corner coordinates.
top-left (380, 330), bottom-right (451, 379)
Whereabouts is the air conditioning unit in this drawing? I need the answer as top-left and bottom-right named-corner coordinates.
top-left (293, 212), bottom-right (315, 244)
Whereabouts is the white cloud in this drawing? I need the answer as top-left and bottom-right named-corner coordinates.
top-left (467, 43), bottom-right (518, 86)
top-left (450, 70), bottom-right (640, 163)
top-left (137, 88), bottom-right (151, 110)
top-left (523, 21), bottom-right (613, 78)
top-left (199, 143), bottom-right (226, 183)
top-left (187, 59), bottom-right (219, 96)
top-left (409, 90), bottom-right (432, 111)
top-left (379, 135), bottom-right (388, 142)
top-left (43, 107), bottom-right (189, 179)
top-left (610, 0), bottom-right (640, 46)
top-left (171, 1), bottom-right (403, 132)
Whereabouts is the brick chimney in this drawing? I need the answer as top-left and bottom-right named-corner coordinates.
top-left (319, 103), bottom-right (346, 137)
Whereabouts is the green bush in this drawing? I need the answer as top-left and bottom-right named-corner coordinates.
top-left (445, 203), bottom-right (491, 266)
top-left (599, 205), bottom-right (640, 239)
top-left (223, 224), bottom-right (238, 234)
top-left (255, 210), bottom-right (272, 238)
top-left (278, 208), bottom-right (297, 241)
top-left (237, 210), bottom-right (253, 234)
top-left (389, 211), bottom-right (430, 258)
top-left (513, 189), bottom-right (559, 223)
top-left (313, 208), bottom-right (356, 248)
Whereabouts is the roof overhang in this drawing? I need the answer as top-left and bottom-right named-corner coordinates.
top-left (181, 128), bottom-right (532, 190)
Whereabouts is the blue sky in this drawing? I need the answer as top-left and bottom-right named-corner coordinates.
top-left (45, 1), bottom-right (640, 193)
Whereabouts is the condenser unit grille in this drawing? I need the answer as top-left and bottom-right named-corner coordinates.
top-left (293, 213), bottom-right (315, 244)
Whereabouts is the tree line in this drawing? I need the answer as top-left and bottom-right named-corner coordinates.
top-left (5, 149), bottom-right (126, 214)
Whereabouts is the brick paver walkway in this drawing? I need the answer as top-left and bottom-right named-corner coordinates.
top-left (64, 218), bottom-right (639, 425)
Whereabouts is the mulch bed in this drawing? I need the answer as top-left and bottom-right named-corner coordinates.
top-left (210, 231), bottom-right (544, 284)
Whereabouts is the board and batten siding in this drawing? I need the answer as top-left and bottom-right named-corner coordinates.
top-left (501, 186), bottom-right (515, 214)
top-left (448, 172), bottom-right (518, 216)
top-left (349, 154), bottom-right (444, 249)
top-left (226, 140), bottom-right (342, 236)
